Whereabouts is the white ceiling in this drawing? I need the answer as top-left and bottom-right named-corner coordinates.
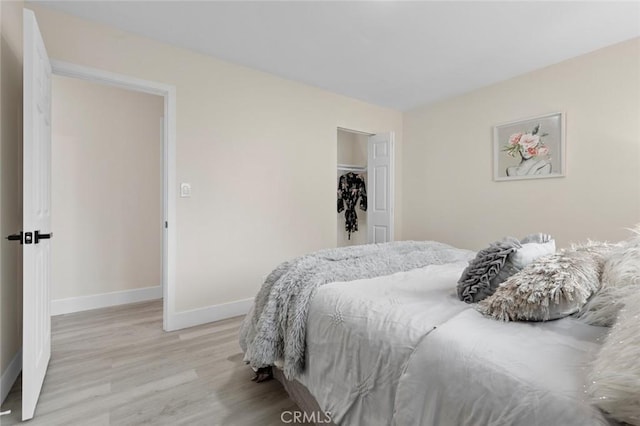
top-left (32, 1), bottom-right (640, 111)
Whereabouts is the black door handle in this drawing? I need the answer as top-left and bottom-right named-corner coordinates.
top-left (5, 231), bottom-right (47, 244)
top-left (6, 232), bottom-right (33, 244)
top-left (34, 230), bottom-right (53, 244)
top-left (6, 232), bottom-right (23, 243)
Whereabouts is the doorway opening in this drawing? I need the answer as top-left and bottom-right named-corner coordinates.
top-left (51, 61), bottom-right (176, 331)
top-left (50, 74), bottom-right (163, 319)
top-left (336, 127), bottom-right (395, 248)
top-left (337, 128), bottom-right (371, 247)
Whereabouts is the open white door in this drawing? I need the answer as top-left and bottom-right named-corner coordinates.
top-left (367, 132), bottom-right (394, 243)
top-left (22, 9), bottom-right (52, 421)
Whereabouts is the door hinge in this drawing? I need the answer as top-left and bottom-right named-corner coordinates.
top-left (165, 221), bottom-right (168, 229)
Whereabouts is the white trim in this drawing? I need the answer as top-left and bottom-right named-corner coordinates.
top-left (50, 60), bottom-right (177, 332)
top-left (389, 133), bottom-right (395, 242)
top-left (164, 86), bottom-right (177, 332)
top-left (337, 127), bottom-right (375, 136)
top-left (51, 286), bottom-right (162, 316)
top-left (166, 298), bottom-right (253, 331)
top-left (1, 349), bottom-right (22, 405)
top-left (50, 60), bottom-right (173, 96)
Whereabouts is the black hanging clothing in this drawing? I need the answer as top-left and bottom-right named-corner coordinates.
top-left (337, 172), bottom-right (367, 240)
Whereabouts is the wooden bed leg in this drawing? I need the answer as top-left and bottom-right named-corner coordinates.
top-left (251, 366), bottom-right (273, 383)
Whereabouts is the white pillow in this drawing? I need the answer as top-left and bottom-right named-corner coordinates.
top-left (510, 240), bottom-right (556, 269)
top-left (587, 292), bottom-right (640, 424)
top-left (576, 234), bottom-right (640, 326)
top-left (486, 236), bottom-right (556, 294)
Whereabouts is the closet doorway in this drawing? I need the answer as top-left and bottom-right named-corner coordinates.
top-left (336, 128), bottom-right (394, 247)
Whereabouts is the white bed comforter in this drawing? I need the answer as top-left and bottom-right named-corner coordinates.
top-left (296, 262), bottom-right (613, 426)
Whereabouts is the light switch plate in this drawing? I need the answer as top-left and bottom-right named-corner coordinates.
top-left (180, 183), bottom-right (192, 198)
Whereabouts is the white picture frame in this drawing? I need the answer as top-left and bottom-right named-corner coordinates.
top-left (493, 112), bottom-right (565, 181)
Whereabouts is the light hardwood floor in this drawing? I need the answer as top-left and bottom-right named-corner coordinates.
top-left (1, 301), bottom-right (304, 425)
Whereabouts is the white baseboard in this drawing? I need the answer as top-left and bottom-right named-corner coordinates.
top-left (51, 286), bottom-right (162, 316)
top-left (166, 297), bottom-right (253, 331)
top-left (1, 349), bottom-right (22, 405)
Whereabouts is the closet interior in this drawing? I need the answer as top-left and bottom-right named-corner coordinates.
top-left (337, 128), bottom-right (369, 247)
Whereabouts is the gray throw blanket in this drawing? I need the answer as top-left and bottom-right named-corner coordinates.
top-left (239, 241), bottom-right (473, 379)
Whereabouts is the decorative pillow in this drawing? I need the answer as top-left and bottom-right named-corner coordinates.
top-left (509, 239), bottom-right (556, 269)
top-left (520, 232), bottom-right (553, 245)
top-left (457, 237), bottom-right (521, 303)
top-left (576, 233), bottom-right (640, 326)
top-left (478, 245), bottom-right (605, 321)
top-left (587, 292), bottom-right (640, 425)
top-left (457, 233), bottom-right (555, 304)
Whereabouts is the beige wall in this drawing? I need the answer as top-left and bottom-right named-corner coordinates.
top-left (337, 130), bottom-right (367, 167)
top-left (1, 0), bottom-right (23, 383)
top-left (29, 5), bottom-right (403, 312)
top-left (51, 75), bottom-right (163, 300)
top-left (403, 38), bottom-right (640, 250)
top-left (337, 130), bottom-right (368, 246)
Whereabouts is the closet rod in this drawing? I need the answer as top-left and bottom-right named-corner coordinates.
top-left (337, 163), bottom-right (367, 172)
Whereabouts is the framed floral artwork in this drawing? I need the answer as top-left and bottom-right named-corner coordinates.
top-left (493, 112), bottom-right (565, 181)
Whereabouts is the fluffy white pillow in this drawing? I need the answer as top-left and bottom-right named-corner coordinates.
top-left (587, 292), bottom-right (640, 425)
top-left (576, 233), bottom-right (640, 326)
top-left (510, 240), bottom-right (556, 269)
top-left (478, 246), bottom-right (603, 322)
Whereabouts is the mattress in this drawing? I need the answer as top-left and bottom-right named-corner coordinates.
top-left (289, 261), bottom-right (614, 426)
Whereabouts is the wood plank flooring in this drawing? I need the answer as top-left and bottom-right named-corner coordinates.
top-left (0, 301), bottom-right (303, 425)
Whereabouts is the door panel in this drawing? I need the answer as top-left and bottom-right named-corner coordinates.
top-left (22, 8), bottom-right (53, 421)
top-left (374, 166), bottom-right (387, 211)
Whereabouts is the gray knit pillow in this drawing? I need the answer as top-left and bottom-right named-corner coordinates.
top-left (457, 237), bottom-right (521, 303)
top-left (457, 233), bottom-right (555, 304)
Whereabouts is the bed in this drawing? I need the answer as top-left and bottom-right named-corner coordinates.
top-left (240, 241), bottom-right (629, 426)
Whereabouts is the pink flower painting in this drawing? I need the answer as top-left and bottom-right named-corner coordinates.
top-left (509, 132), bottom-right (523, 145)
top-left (495, 113), bottom-right (564, 180)
top-left (502, 124), bottom-right (550, 159)
top-left (537, 145), bottom-right (550, 156)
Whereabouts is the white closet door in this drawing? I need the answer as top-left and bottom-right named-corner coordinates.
top-left (367, 132), bottom-right (394, 244)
